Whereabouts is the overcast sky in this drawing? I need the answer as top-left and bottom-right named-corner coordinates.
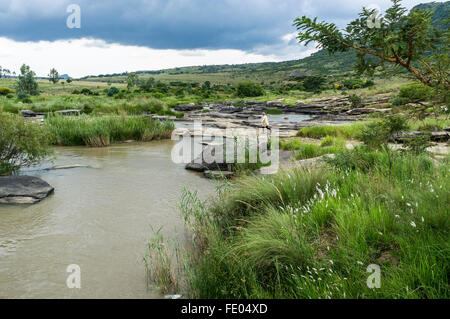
top-left (0, 0), bottom-right (430, 77)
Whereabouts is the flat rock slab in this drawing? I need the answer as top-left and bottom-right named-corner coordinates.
top-left (45, 164), bottom-right (89, 170)
top-left (0, 176), bottom-right (54, 205)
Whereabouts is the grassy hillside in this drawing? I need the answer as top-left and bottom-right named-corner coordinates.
top-left (82, 50), bottom-right (358, 86)
top-left (82, 2), bottom-right (448, 86)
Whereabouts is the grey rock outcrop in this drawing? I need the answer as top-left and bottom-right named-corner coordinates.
top-left (0, 176), bottom-right (54, 204)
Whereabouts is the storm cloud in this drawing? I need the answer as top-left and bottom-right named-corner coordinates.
top-left (0, 0), bottom-right (425, 51)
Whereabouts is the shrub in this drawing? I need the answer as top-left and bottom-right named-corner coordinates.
top-left (16, 64), bottom-right (39, 96)
top-left (107, 86), bottom-right (120, 97)
top-left (348, 94), bottom-right (362, 108)
top-left (0, 113), bottom-right (51, 175)
top-left (358, 115), bottom-right (409, 150)
top-left (79, 88), bottom-right (95, 96)
top-left (0, 87), bottom-right (13, 95)
top-left (398, 83), bottom-right (433, 103)
top-left (236, 81), bottom-right (265, 97)
top-left (265, 108), bottom-right (283, 115)
top-left (16, 92), bottom-right (29, 100)
top-left (301, 75), bottom-right (326, 92)
top-left (402, 134), bottom-right (432, 155)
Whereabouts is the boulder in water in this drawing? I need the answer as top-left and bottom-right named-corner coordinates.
top-left (0, 176), bottom-right (54, 204)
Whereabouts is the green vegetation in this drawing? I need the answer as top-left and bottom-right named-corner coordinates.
top-left (297, 123), bottom-right (367, 139)
top-left (16, 64), bottom-right (39, 96)
top-left (0, 113), bottom-right (52, 175)
top-left (281, 136), bottom-right (346, 160)
top-left (147, 145), bottom-right (449, 298)
top-left (392, 83), bottom-right (434, 106)
top-left (46, 115), bottom-right (174, 147)
top-left (0, 87), bottom-right (13, 95)
top-left (265, 108), bottom-right (283, 115)
top-left (294, 0), bottom-right (449, 97)
top-left (236, 81), bottom-right (265, 97)
top-left (48, 68), bottom-right (60, 84)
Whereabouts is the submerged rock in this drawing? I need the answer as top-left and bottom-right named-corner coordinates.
top-left (185, 145), bottom-right (232, 172)
top-left (45, 164), bottom-right (89, 170)
top-left (0, 176), bottom-right (54, 205)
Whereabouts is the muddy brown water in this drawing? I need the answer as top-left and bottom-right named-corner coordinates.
top-left (0, 141), bottom-right (213, 298)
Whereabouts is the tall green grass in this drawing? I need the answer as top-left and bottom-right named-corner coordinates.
top-left (149, 149), bottom-right (449, 299)
top-left (281, 136), bottom-right (346, 160)
top-left (297, 123), bottom-right (367, 139)
top-left (46, 114), bottom-right (174, 147)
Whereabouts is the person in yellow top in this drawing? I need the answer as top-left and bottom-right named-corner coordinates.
top-left (261, 112), bottom-right (271, 132)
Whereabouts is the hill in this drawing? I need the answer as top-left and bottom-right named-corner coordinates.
top-left (82, 1), bottom-right (448, 85)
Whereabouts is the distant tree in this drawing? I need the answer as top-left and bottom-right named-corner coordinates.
top-left (126, 72), bottom-right (139, 90)
top-left (294, 0), bottom-right (449, 95)
top-left (107, 86), bottom-right (120, 97)
top-left (48, 68), bottom-right (60, 84)
top-left (0, 66), bottom-right (11, 78)
top-left (202, 81), bottom-right (211, 90)
top-left (0, 113), bottom-right (51, 175)
top-left (236, 81), bottom-right (265, 97)
top-left (66, 78), bottom-right (73, 84)
top-left (138, 77), bottom-right (156, 92)
top-left (16, 64), bottom-right (39, 96)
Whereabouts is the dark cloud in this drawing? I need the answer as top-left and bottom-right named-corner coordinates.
top-left (0, 0), bottom-right (423, 52)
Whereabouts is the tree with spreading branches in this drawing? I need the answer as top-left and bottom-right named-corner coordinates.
top-left (294, 0), bottom-right (449, 98)
top-left (48, 68), bottom-right (60, 84)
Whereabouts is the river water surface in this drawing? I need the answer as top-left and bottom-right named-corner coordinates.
top-left (0, 140), bottom-right (213, 298)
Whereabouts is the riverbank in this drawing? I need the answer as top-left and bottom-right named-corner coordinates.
top-left (149, 148), bottom-right (449, 299)
top-left (0, 141), bottom-right (214, 298)
top-left (144, 112), bottom-right (450, 298)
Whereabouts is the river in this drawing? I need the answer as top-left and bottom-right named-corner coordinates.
top-left (0, 140), bottom-right (213, 298)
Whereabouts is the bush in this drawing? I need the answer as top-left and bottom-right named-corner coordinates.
top-left (16, 92), bottom-right (29, 100)
top-left (0, 87), bottom-right (13, 95)
top-left (297, 123), bottom-right (366, 139)
top-left (0, 113), bottom-right (51, 175)
top-left (76, 88), bottom-right (97, 96)
top-left (348, 94), bottom-right (362, 108)
top-left (236, 81), bottom-right (265, 97)
top-left (265, 108), bottom-right (283, 115)
top-left (107, 87), bottom-right (120, 97)
top-left (358, 115), bottom-right (409, 150)
top-left (398, 83), bottom-right (433, 103)
top-left (300, 75), bottom-right (326, 92)
top-left (16, 64), bottom-right (39, 96)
